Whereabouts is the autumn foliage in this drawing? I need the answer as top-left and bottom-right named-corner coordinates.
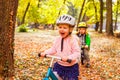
top-left (14, 30), bottom-right (120, 80)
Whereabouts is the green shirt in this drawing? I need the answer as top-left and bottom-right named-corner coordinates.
top-left (77, 33), bottom-right (91, 49)
top-left (85, 33), bottom-right (91, 48)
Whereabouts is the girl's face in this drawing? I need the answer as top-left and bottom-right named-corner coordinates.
top-left (58, 24), bottom-right (70, 38)
top-left (79, 28), bottom-right (86, 34)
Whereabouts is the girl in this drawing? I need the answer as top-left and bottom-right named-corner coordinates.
top-left (41, 14), bottom-right (80, 80)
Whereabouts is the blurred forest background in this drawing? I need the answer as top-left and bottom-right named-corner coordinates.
top-left (16, 0), bottom-right (120, 36)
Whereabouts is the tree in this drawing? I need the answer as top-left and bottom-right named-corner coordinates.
top-left (37, 0), bottom-right (41, 8)
top-left (76, 0), bottom-right (86, 31)
top-left (0, 0), bottom-right (18, 79)
top-left (67, 1), bottom-right (77, 17)
top-left (106, 0), bottom-right (113, 36)
top-left (92, 0), bottom-right (99, 31)
top-left (114, 0), bottom-right (119, 31)
top-left (21, 2), bottom-right (30, 24)
top-left (99, 0), bottom-right (103, 33)
top-left (58, 0), bottom-right (66, 17)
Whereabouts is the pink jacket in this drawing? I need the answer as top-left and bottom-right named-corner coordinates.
top-left (44, 35), bottom-right (80, 66)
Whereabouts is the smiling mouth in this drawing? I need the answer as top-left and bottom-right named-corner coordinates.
top-left (60, 33), bottom-right (65, 35)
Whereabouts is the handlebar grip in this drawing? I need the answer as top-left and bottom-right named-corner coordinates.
top-left (38, 53), bottom-right (41, 57)
top-left (67, 59), bottom-right (72, 63)
top-left (38, 53), bottom-right (47, 57)
top-left (81, 45), bottom-right (85, 50)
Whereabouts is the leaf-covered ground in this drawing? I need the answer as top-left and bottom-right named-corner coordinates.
top-left (14, 30), bottom-right (120, 80)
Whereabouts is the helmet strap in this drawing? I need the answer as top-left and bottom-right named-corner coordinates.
top-left (61, 38), bottom-right (64, 52)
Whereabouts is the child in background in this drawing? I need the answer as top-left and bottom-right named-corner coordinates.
top-left (76, 22), bottom-right (91, 68)
top-left (41, 14), bottom-right (80, 80)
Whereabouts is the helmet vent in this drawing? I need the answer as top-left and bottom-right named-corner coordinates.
top-left (69, 17), bottom-right (71, 21)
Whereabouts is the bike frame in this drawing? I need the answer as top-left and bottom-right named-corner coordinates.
top-left (43, 67), bottom-right (58, 80)
top-left (81, 49), bottom-right (85, 65)
top-left (81, 44), bottom-right (85, 65)
top-left (42, 55), bottom-right (61, 80)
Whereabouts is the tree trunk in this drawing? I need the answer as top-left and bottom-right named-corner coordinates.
top-left (95, 22), bottom-right (99, 31)
top-left (0, 0), bottom-right (18, 79)
top-left (53, 0), bottom-right (66, 30)
top-left (76, 0), bottom-right (86, 31)
top-left (37, 0), bottom-right (41, 8)
top-left (92, 0), bottom-right (99, 31)
top-left (114, 0), bottom-right (119, 31)
top-left (58, 0), bottom-right (66, 17)
top-left (106, 0), bottom-right (113, 36)
top-left (21, 2), bottom-right (30, 24)
top-left (99, 0), bottom-right (103, 33)
top-left (82, 9), bottom-right (87, 21)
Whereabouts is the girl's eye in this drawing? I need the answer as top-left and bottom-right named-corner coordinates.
top-left (63, 27), bottom-right (67, 29)
top-left (63, 27), bottom-right (66, 29)
top-left (59, 26), bottom-right (62, 28)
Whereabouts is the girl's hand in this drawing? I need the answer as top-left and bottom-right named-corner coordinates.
top-left (61, 57), bottom-right (76, 63)
top-left (61, 56), bottom-right (68, 62)
top-left (39, 52), bottom-right (46, 57)
top-left (85, 45), bottom-right (88, 49)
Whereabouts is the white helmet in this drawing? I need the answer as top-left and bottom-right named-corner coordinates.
top-left (56, 14), bottom-right (75, 26)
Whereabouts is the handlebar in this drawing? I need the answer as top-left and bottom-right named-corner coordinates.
top-left (38, 53), bottom-right (72, 63)
top-left (45, 54), bottom-right (62, 60)
top-left (81, 45), bottom-right (85, 50)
